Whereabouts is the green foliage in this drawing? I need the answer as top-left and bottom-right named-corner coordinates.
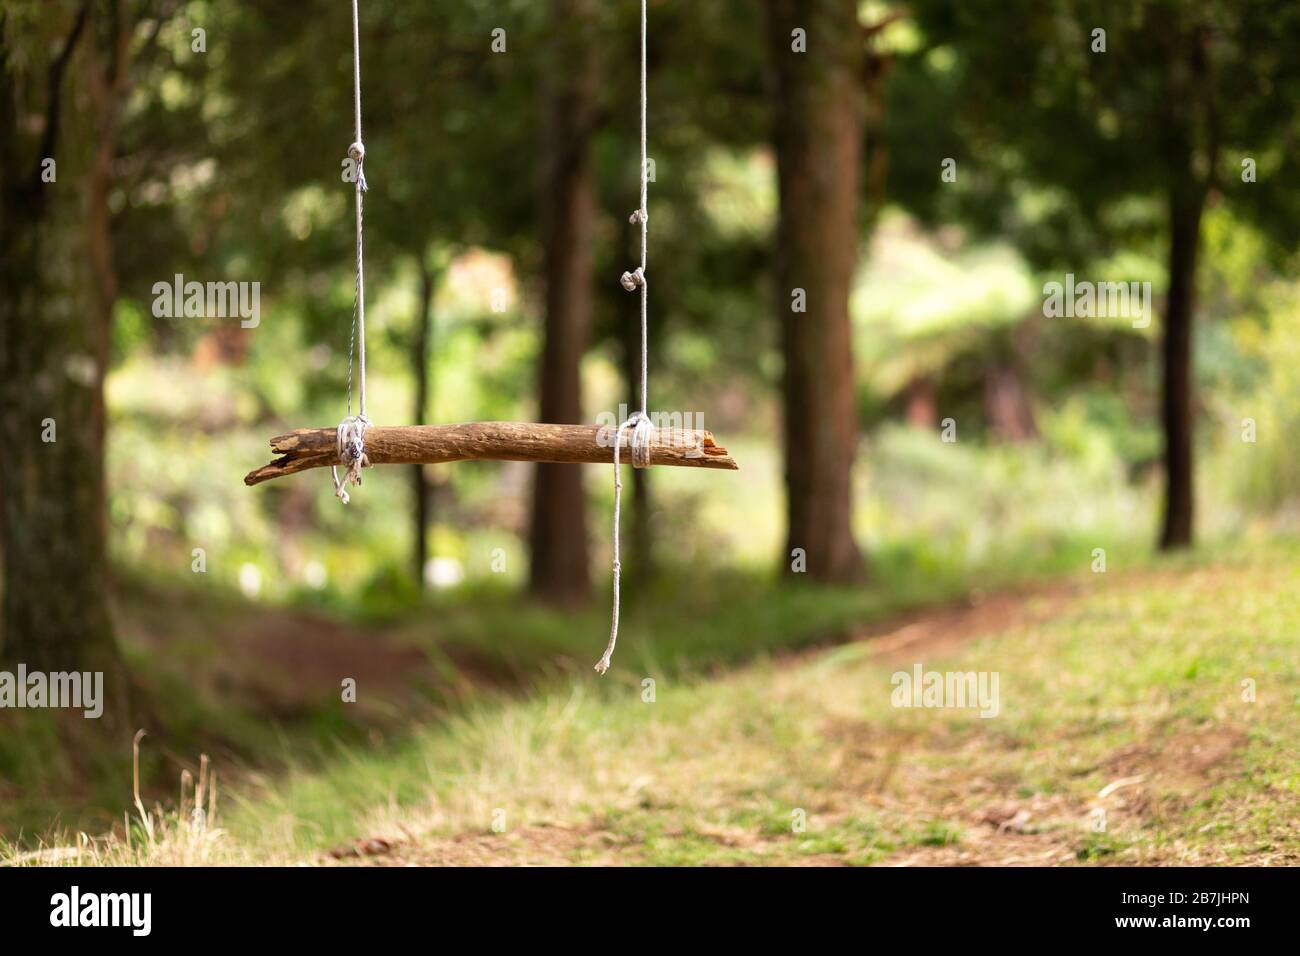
top-left (902, 0), bottom-right (1300, 255)
top-left (1216, 284), bottom-right (1300, 511)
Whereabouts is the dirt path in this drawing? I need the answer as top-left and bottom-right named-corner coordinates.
top-left (311, 567), bottom-right (1277, 867)
top-left (122, 566), bottom-right (1271, 867)
top-left (316, 580), bottom-right (1099, 867)
top-left (850, 582), bottom-right (1079, 666)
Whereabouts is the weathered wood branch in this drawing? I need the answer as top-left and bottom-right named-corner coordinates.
top-left (245, 422), bottom-right (738, 486)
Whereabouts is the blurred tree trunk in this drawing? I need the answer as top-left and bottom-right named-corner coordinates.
top-left (411, 262), bottom-right (437, 590)
top-left (903, 376), bottom-right (936, 429)
top-left (529, 0), bottom-right (596, 604)
top-left (1158, 188), bottom-right (1204, 550)
top-left (985, 363), bottom-right (1037, 443)
top-left (1157, 25), bottom-right (1215, 553)
top-left (0, 3), bottom-right (127, 714)
top-left (765, 0), bottom-right (866, 583)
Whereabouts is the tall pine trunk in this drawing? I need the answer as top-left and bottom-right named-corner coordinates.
top-left (765, 0), bottom-right (866, 583)
top-left (411, 263), bottom-right (436, 590)
top-left (0, 5), bottom-right (126, 709)
top-left (529, 0), bottom-right (596, 603)
top-left (1158, 188), bottom-right (1204, 550)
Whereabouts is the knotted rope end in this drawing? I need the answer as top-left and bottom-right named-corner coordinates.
top-left (331, 414), bottom-right (372, 504)
top-left (619, 267), bottom-right (646, 292)
top-left (348, 141), bottom-right (368, 192)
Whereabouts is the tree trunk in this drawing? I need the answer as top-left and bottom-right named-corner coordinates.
top-left (1158, 190), bottom-right (1204, 550)
top-left (411, 263), bottom-right (435, 590)
top-left (765, 0), bottom-right (866, 583)
top-left (529, 0), bottom-right (597, 603)
top-left (985, 362), bottom-right (1038, 443)
top-left (0, 5), bottom-right (126, 708)
top-left (903, 376), bottom-right (936, 429)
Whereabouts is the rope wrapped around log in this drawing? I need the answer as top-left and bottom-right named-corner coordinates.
top-left (245, 421), bottom-right (738, 486)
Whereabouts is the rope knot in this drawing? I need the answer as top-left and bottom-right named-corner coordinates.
top-left (348, 141), bottom-right (368, 192)
top-left (620, 267), bottom-right (646, 292)
top-left (629, 208), bottom-right (648, 225)
top-left (628, 412), bottom-right (654, 469)
top-left (331, 414), bottom-right (371, 504)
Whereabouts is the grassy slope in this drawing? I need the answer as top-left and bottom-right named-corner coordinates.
top-left (13, 539), bottom-right (1297, 865)
top-left (1, 531), bottom-right (1099, 841)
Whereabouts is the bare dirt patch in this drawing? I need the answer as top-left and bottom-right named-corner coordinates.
top-left (1102, 726), bottom-right (1247, 792)
top-left (855, 584), bottom-right (1078, 666)
top-left (326, 824), bottom-right (621, 866)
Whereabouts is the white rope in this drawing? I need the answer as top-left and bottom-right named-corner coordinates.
top-left (331, 417), bottom-right (370, 505)
top-left (333, 0), bottom-right (371, 504)
top-left (596, 0), bottom-right (652, 676)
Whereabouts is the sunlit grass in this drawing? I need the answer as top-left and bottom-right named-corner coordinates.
top-left (13, 539), bottom-right (1297, 865)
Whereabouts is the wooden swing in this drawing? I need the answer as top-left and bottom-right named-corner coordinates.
top-left (246, 0), bottom-right (736, 673)
top-left (244, 422), bottom-right (737, 486)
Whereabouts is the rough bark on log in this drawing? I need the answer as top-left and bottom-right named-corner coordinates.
top-left (245, 422), bottom-right (738, 486)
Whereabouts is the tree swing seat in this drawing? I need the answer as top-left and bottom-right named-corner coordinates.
top-left (247, 0), bottom-right (725, 674)
top-left (244, 421), bottom-right (738, 486)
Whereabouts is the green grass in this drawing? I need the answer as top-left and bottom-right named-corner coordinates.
top-left (237, 538), bottom-right (1300, 865)
top-left (8, 536), bottom-right (1297, 865)
top-left (2, 529), bottom-right (1103, 842)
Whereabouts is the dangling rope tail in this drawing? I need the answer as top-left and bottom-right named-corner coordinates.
top-left (596, 0), bottom-right (654, 675)
top-left (333, 0), bottom-right (371, 504)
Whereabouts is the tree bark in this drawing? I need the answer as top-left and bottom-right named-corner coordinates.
top-left (1158, 190), bottom-right (1204, 550)
top-left (765, 0), bottom-right (866, 582)
top-left (411, 263), bottom-right (436, 590)
top-left (529, 0), bottom-right (598, 603)
top-left (0, 4), bottom-right (125, 704)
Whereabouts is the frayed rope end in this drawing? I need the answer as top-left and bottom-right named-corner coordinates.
top-left (331, 414), bottom-right (372, 504)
